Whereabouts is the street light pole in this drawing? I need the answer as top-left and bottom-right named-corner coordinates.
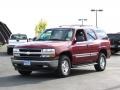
top-left (91, 9), bottom-right (103, 27)
top-left (78, 19), bottom-right (87, 26)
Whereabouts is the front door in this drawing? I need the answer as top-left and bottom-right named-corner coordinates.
top-left (72, 29), bottom-right (90, 64)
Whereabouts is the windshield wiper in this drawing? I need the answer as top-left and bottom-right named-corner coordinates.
top-left (35, 39), bottom-right (46, 41)
top-left (49, 38), bottom-right (63, 41)
top-left (35, 38), bottom-right (65, 41)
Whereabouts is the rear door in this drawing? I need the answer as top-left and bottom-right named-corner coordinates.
top-left (86, 29), bottom-right (99, 62)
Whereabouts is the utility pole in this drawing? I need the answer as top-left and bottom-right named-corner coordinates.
top-left (78, 19), bottom-right (87, 26)
top-left (91, 9), bottom-right (103, 27)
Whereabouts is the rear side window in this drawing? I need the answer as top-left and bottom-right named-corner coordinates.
top-left (86, 29), bottom-right (97, 41)
top-left (95, 30), bottom-right (108, 40)
top-left (10, 34), bottom-right (27, 40)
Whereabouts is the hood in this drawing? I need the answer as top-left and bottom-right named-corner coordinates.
top-left (15, 41), bottom-right (72, 49)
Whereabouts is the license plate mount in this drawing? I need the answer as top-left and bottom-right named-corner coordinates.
top-left (23, 60), bottom-right (31, 66)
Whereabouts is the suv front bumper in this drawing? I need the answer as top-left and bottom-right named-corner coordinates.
top-left (11, 57), bottom-right (58, 71)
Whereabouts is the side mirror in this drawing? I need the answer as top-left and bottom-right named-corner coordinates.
top-left (33, 37), bottom-right (37, 41)
top-left (28, 38), bottom-right (32, 42)
top-left (72, 38), bottom-right (77, 45)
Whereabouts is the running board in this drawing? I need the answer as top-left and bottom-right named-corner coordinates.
top-left (72, 62), bottom-right (97, 68)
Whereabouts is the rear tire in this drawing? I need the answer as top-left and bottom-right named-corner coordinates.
top-left (56, 55), bottom-right (71, 77)
top-left (18, 70), bottom-right (32, 76)
top-left (94, 53), bottom-right (106, 71)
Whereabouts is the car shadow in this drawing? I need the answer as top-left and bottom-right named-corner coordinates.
top-left (111, 53), bottom-right (120, 56)
top-left (0, 72), bottom-right (58, 87)
top-left (70, 68), bottom-right (95, 76)
top-left (0, 69), bottom-right (96, 87)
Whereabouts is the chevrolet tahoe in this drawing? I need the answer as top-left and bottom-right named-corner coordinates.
top-left (11, 25), bottom-right (111, 77)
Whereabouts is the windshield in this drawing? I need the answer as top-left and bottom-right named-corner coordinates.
top-left (36, 28), bottom-right (73, 41)
top-left (10, 34), bottom-right (27, 40)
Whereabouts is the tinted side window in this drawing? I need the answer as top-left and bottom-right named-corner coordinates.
top-left (76, 29), bottom-right (86, 42)
top-left (87, 29), bottom-right (97, 41)
top-left (95, 30), bottom-right (108, 40)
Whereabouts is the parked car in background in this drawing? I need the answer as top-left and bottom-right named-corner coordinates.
top-left (7, 33), bottom-right (28, 54)
top-left (11, 25), bottom-right (111, 77)
top-left (107, 33), bottom-right (120, 54)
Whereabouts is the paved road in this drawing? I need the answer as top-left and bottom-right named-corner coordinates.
top-left (0, 46), bottom-right (120, 90)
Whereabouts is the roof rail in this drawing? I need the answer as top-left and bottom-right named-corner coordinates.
top-left (59, 24), bottom-right (94, 28)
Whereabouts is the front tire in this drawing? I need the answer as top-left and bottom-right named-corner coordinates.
top-left (94, 53), bottom-right (106, 71)
top-left (56, 55), bottom-right (71, 77)
top-left (7, 48), bottom-right (11, 55)
top-left (18, 70), bottom-right (32, 76)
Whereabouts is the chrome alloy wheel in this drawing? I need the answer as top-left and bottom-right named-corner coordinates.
top-left (61, 60), bottom-right (69, 75)
top-left (100, 56), bottom-right (105, 69)
top-left (94, 53), bottom-right (106, 71)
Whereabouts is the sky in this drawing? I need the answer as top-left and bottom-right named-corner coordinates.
top-left (0, 0), bottom-right (120, 38)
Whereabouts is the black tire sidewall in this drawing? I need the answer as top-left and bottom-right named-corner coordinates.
top-left (57, 55), bottom-right (71, 77)
top-left (97, 53), bottom-right (106, 71)
top-left (94, 53), bottom-right (106, 71)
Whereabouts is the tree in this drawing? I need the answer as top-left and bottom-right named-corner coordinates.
top-left (35, 19), bottom-right (47, 37)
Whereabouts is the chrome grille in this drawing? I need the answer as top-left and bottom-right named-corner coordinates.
top-left (20, 49), bottom-right (41, 52)
top-left (19, 49), bottom-right (41, 57)
top-left (20, 54), bottom-right (41, 57)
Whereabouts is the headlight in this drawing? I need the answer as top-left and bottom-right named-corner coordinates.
top-left (42, 49), bottom-right (55, 52)
top-left (42, 49), bottom-right (55, 54)
top-left (13, 48), bottom-right (20, 56)
top-left (13, 48), bottom-right (19, 53)
top-left (41, 49), bottom-right (55, 57)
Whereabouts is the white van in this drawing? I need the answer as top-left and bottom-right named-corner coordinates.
top-left (7, 34), bottom-right (28, 54)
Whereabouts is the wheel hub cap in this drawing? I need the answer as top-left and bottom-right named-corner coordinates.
top-left (100, 57), bottom-right (105, 69)
top-left (61, 60), bottom-right (69, 75)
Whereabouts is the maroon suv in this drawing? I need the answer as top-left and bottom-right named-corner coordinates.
top-left (11, 25), bottom-right (111, 77)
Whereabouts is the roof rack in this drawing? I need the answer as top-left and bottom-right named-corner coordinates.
top-left (58, 24), bottom-right (101, 30)
top-left (59, 24), bottom-right (94, 28)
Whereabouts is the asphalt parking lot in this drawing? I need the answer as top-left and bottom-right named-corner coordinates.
top-left (0, 45), bottom-right (120, 90)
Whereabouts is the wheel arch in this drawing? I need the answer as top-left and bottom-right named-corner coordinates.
top-left (59, 51), bottom-right (73, 64)
top-left (99, 49), bottom-right (107, 57)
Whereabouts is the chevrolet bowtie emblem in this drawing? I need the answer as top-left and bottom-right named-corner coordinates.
top-left (26, 52), bottom-right (31, 55)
